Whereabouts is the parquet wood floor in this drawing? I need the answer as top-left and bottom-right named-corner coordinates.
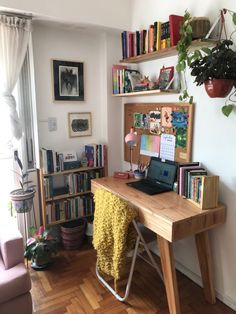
top-left (30, 245), bottom-right (235, 314)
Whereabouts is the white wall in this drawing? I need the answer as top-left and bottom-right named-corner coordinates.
top-left (32, 23), bottom-right (123, 174)
top-left (127, 0), bottom-right (236, 310)
top-left (0, 0), bottom-right (132, 31)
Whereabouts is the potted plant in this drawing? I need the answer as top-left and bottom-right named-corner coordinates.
top-left (10, 151), bottom-right (36, 213)
top-left (24, 225), bottom-right (58, 269)
top-left (189, 39), bottom-right (236, 98)
top-left (177, 8), bottom-right (236, 116)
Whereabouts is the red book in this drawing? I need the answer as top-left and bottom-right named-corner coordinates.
top-left (169, 15), bottom-right (184, 46)
top-left (128, 32), bottom-right (134, 58)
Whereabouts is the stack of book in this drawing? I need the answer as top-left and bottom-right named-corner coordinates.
top-left (40, 148), bottom-right (64, 174)
top-left (112, 65), bottom-right (142, 94)
top-left (85, 144), bottom-right (106, 168)
top-left (177, 162), bottom-right (208, 204)
top-left (121, 14), bottom-right (183, 60)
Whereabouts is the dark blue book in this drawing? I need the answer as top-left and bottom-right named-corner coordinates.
top-left (46, 149), bottom-right (54, 173)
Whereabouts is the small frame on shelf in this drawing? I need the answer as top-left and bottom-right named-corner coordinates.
top-left (68, 112), bottom-right (92, 137)
top-left (52, 59), bottom-right (84, 101)
top-left (158, 66), bottom-right (174, 89)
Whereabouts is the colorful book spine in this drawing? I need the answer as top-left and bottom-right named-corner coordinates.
top-left (169, 15), bottom-right (184, 46)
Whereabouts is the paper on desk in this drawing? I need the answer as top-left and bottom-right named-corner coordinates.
top-left (160, 134), bottom-right (176, 161)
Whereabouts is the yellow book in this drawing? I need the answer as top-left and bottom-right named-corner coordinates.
top-left (156, 22), bottom-right (161, 51)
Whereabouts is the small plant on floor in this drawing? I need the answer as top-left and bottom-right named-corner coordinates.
top-left (24, 226), bottom-right (58, 269)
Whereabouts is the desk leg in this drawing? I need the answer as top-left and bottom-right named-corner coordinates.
top-left (157, 236), bottom-right (180, 314)
top-left (195, 231), bottom-right (216, 304)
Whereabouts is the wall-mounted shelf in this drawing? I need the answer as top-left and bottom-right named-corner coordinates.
top-left (112, 89), bottom-right (179, 97)
top-left (120, 39), bottom-right (217, 64)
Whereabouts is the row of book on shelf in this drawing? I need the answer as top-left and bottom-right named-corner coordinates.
top-left (45, 195), bottom-right (94, 225)
top-left (43, 170), bottom-right (101, 199)
top-left (121, 14), bottom-right (183, 59)
top-left (40, 144), bottom-right (106, 174)
top-left (177, 161), bottom-right (208, 204)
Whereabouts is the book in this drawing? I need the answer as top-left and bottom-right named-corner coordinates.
top-left (177, 162), bottom-right (200, 193)
top-left (155, 22), bottom-right (161, 51)
top-left (85, 145), bottom-right (95, 167)
top-left (187, 169), bottom-right (207, 198)
top-left (148, 25), bottom-right (154, 53)
top-left (121, 31), bottom-right (127, 59)
top-left (179, 164), bottom-right (202, 196)
top-left (169, 15), bottom-right (184, 46)
top-left (183, 166), bottom-right (205, 197)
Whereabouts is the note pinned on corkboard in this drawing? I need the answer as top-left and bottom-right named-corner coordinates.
top-left (124, 102), bottom-right (193, 165)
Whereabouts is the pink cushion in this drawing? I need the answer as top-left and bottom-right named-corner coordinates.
top-left (0, 257), bottom-right (31, 304)
top-left (0, 229), bottom-right (24, 269)
top-left (0, 292), bottom-right (32, 314)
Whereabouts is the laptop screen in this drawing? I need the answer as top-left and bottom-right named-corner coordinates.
top-left (147, 157), bottom-right (177, 187)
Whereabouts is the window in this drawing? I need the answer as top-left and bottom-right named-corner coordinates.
top-left (0, 37), bottom-right (38, 220)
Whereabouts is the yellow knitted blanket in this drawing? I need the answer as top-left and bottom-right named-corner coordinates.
top-left (93, 188), bottom-right (138, 281)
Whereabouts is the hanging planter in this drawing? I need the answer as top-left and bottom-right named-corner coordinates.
top-left (204, 79), bottom-right (235, 98)
top-left (10, 188), bottom-right (35, 213)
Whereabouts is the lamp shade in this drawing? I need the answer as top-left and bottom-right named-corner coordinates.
top-left (125, 127), bottom-right (137, 147)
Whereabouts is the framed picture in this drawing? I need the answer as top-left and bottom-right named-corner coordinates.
top-left (68, 112), bottom-right (92, 137)
top-left (158, 66), bottom-right (174, 90)
top-left (52, 60), bottom-right (84, 101)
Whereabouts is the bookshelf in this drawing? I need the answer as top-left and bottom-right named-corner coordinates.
top-left (39, 166), bottom-right (106, 227)
top-left (112, 89), bottom-right (179, 97)
top-left (120, 39), bottom-right (217, 64)
top-left (187, 175), bottom-right (219, 210)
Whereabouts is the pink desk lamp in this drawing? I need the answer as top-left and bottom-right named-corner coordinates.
top-left (125, 127), bottom-right (137, 173)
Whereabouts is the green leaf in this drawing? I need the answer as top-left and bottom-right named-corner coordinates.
top-left (201, 47), bottom-right (211, 55)
top-left (179, 95), bottom-right (183, 101)
top-left (222, 104), bottom-right (234, 117)
top-left (233, 13), bottom-right (236, 25)
top-left (186, 24), bottom-right (192, 34)
top-left (189, 96), bottom-right (193, 104)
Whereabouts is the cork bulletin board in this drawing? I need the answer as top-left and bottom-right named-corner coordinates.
top-left (124, 102), bottom-right (194, 165)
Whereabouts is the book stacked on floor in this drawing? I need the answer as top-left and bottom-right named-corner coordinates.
top-left (121, 14), bottom-right (183, 60)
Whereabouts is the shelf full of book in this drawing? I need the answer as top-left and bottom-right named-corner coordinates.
top-left (39, 144), bottom-right (107, 227)
top-left (39, 166), bottom-right (105, 227)
top-left (120, 39), bottom-right (217, 64)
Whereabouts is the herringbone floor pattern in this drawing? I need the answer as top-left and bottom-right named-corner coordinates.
top-left (30, 245), bottom-right (235, 314)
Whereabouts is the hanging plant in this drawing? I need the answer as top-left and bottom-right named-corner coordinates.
top-left (176, 8), bottom-right (236, 116)
top-left (176, 10), bottom-right (193, 103)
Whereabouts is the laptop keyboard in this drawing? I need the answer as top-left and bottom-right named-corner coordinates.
top-left (127, 180), bottom-right (170, 195)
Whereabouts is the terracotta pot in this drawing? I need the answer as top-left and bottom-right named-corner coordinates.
top-left (204, 79), bottom-right (234, 98)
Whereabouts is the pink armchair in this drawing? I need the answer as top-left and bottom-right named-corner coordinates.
top-left (0, 225), bottom-right (32, 314)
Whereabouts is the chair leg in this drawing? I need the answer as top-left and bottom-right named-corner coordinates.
top-left (132, 220), bottom-right (163, 281)
top-left (95, 220), bottom-right (163, 301)
top-left (96, 235), bottom-right (141, 302)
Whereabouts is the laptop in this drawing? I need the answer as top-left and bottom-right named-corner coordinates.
top-left (127, 157), bottom-right (177, 195)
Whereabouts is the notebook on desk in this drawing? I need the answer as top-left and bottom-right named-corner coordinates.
top-left (127, 157), bottom-right (177, 195)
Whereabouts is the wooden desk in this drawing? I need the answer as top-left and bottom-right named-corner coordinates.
top-left (91, 177), bottom-right (226, 314)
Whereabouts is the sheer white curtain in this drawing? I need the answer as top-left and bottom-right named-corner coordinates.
top-left (0, 14), bottom-right (32, 148)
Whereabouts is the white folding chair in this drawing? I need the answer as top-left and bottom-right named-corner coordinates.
top-left (96, 220), bottom-right (163, 302)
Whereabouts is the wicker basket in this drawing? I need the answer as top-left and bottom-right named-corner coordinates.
top-left (190, 17), bottom-right (210, 39)
top-left (60, 218), bottom-right (86, 250)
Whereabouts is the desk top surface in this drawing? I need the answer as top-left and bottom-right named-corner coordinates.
top-left (91, 177), bottom-right (226, 242)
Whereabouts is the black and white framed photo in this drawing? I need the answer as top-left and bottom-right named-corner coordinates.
top-left (68, 112), bottom-right (92, 137)
top-left (52, 60), bottom-right (84, 101)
